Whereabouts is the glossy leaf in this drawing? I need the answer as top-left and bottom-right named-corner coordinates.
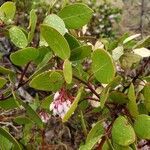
top-left (43, 14), bottom-right (66, 35)
top-left (0, 2), bottom-right (16, 23)
top-left (70, 45), bottom-right (92, 61)
top-left (10, 47), bottom-right (39, 66)
top-left (62, 87), bottom-right (83, 122)
top-left (112, 116), bottom-right (135, 146)
top-left (63, 59), bottom-right (72, 84)
top-left (127, 83), bottom-right (139, 118)
top-left (9, 26), bottom-right (28, 48)
top-left (29, 71), bottom-right (64, 91)
top-left (0, 77), bottom-right (7, 88)
top-left (134, 114), bottom-right (150, 140)
top-left (58, 3), bottom-right (93, 29)
top-left (143, 83), bottom-right (150, 112)
top-left (0, 127), bottom-right (21, 150)
top-left (41, 24), bottom-right (70, 60)
top-left (28, 9), bottom-right (37, 43)
top-left (92, 49), bottom-right (116, 84)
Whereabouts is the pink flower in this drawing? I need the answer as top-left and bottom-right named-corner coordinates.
top-left (39, 111), bottom-right (51, 123)
top-left (49, 89), bottom-right (73, 118)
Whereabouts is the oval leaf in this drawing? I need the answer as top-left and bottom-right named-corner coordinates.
top-left (70, 45), bottom-right (92, 61)
top-left (92, 49), bottom-right (116, 84)
top-left (41, 24), bottom-right (70, 60)
top-left (134, 114), bottom-right (150, 140)
top-left (10, 47), bottom-right (39, 66)
top-left (9, 26), bottom-right (28, 48)
top-left (29, 71), bottom-right (64, 91)
top-left (63, 59), bottom-right (72, 84)
top-left (65, 33), bottom-right (80, 50)
top-left (43, 14), bottom-right (66, 35)
top-left (0, 2), bottom-right (16, 23)
top-left (112, 116), bottom-right (136, 146)
top-left (58, 3), bottom-right (93, 29)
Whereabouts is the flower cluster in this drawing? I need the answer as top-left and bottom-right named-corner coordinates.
top-left (49, 89), bottom-right (73, 118)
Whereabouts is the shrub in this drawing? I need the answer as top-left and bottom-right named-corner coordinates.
top-left (0, 1), bottom-right (150, 149)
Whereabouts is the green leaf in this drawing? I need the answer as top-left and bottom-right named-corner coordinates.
top-left (65, 33), bottom-right (80, 50)
top-left (112, 116), bottom-right (135, 146)
top-left (123, 34), bottom-right (140, 44)
top-left (29, 71), bottom-right (64, 91)
top-left (62, 87), bottom-right (83, 122)
top-left (92, 49), bottom-right (116, 84)
top-left (58, 3), bottom-right (93, 29)
top-left (41, 95), bottom-right (53, 110)
top-left (0, 66), bottom-right (15, 75)
top-left (133, 35), bottom-right (150, 48)
top-left (109, 91), bottom-right (129, 104)
top-left (113, 143), bottom-right (133, 150)
top-left (0, 2), bottom-right (16, 23)
top-left (10, 47), bottom-right (39, 66)
top-left (70, 45), bottom-right (92, 61)
top-left (107, 75), bottom-right (122, 90)
top-left (0, 97), bottom-right (19, 110)
top-left (28, 9), bottom-right (37, 43)
top-left (0, 77), bottom-right (7, 88)
top-left (120, 53), bottom-right (141, 69)
top-left (17, 98), bottom-right (43, 128)
top-left (134, 114), bottom-right (150, 140)
top-left (0, 129), bottom-right (12, 150)
top-left (143, 83), bottom-right (150, 112)
top-left (34, 46), bottom-right (50, 64)
top-left (41, 24), bottom-right (70, 60)
top-left (14, 116), bottom-right (33, 125)
top-left (0, 127), bottom-right (21, 150)
top-left (79, 120), bottom-right (104, 150)
top-left (43, 14), bottom-right (66, 35)
top-left (63, 59), bottom-right (72, 84)
top-left (127, 83), bottom-right (139, 118)
top-left (36, 51), bottom-right (52, 70)
top-left (86, 120), bottom-right (104, 143)
top-left (9, 26), bottom-right (28, 48)
top-left (100, 87), bottom-right (110, 109)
